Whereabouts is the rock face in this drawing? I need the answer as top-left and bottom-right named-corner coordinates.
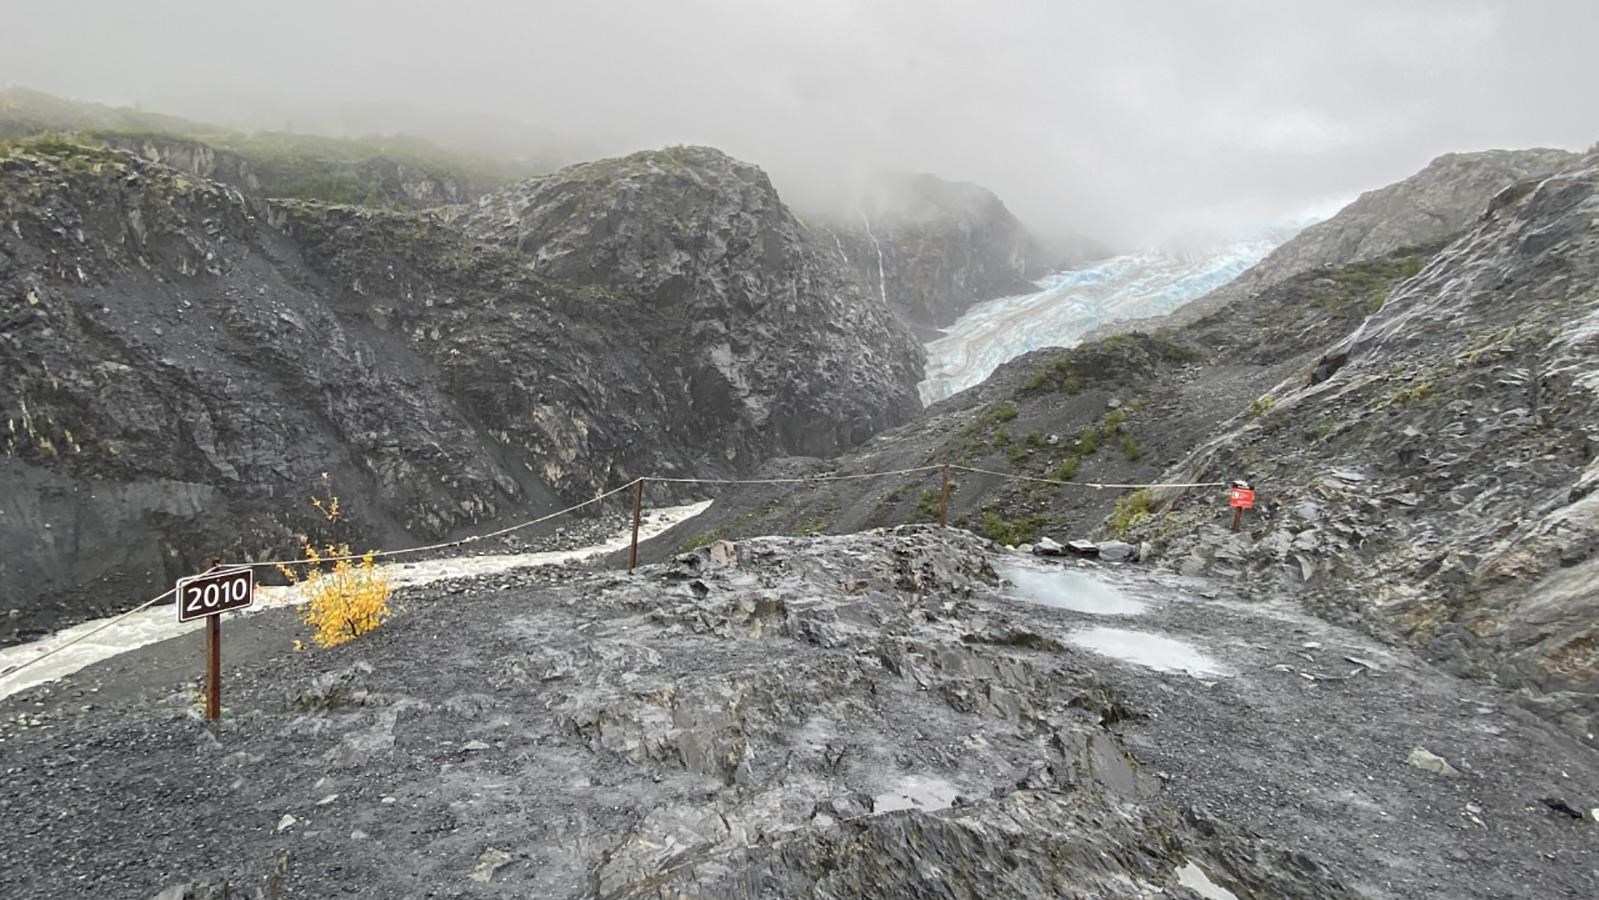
top-left (1131, 150), bottom-right (1599, 731)
top-left (815, 173), bottom-right (1043, 334)
top-left (457, 146), bottom-right (924, 459)
top-left (0, 141), bottom-right (921, 640)
top-left (1091, 148), bottom-right (1579, 339)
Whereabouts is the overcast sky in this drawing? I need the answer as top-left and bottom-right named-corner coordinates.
top-left (2, 0), bottom-right (1594, 248)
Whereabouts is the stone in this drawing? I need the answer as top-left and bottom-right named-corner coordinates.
top-left (1407, 747), bottom-right (1460, 777)
top-left (462, 740), bottom-right (491, 752)
top-left (1034, 537), bottom-right (1064, 556)
top-left (706, 540), bottom-right (740, 569)
top-left (1097, 541), bottom-right (1139, 563)
top-left (276, 814), bottom-right (298, 832)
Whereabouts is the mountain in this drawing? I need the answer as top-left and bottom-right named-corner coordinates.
top-left (1137, 149), bottom-right (1599, 735)
top-left (631, 149), bottom-right (1599, 739)
top-left (1087, 148), bottom-right (1579, 338)
top-left (0, 139), bottom-right (921, 642)
top-left (813, 173), bottom-right (1048, 336)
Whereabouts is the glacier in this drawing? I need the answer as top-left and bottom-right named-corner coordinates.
top-left (918, 235), bottom-right (1288, 405)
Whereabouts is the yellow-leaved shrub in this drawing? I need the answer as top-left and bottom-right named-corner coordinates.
top-left (277, 475), bottom-right (393, 648)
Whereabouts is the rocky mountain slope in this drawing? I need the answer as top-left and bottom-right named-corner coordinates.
top-left (1088, 148), bottom-right (1578, 339)
top-left (1136, 149), bottom-right (1599, 735)
top-left (812, 173), bottom-right (1047, 336)
top-left (0, 139), bottom-right (921, 641)
top-left (634, 149), bottom-right (1599, 738)
top-left (6, 529), bottom-right (1596, 898)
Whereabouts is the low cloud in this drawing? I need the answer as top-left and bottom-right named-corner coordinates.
top-left (3, 0), bottom-right (1593, 249)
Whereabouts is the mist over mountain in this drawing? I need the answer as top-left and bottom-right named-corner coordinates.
top-left (4, 1), bottom-right (1596, 248)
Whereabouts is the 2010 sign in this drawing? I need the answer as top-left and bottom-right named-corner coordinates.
top-left (175, 567), bottom-right (255, 623)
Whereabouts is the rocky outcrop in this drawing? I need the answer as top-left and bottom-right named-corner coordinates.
top-left (0, 141), bottom-right (922, 640)
top-left (455, 146), bottom-right (924, 457)
top-left (814, 173), bottom-right (1043, 335)
top-left (7, 528), bottom-right (1596, 898)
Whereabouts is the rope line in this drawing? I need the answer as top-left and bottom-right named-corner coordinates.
top-left (5, 463), bottom-right (1234, 682)
top-left (224, 479), bottom-right (644, 570)
top-left (948, 464), bottom-right (1229, 490)
top-left (646, 464), bottom-right (944, 486)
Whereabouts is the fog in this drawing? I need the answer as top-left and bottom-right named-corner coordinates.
top-left (3, 0), bottom-right (1594, 249)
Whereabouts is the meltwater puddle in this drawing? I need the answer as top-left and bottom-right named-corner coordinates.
top-left (0, 501), bottom-right (711, 701)
top-left (1067, 627), bottom-right (1228, 678)
top-left (872, 774), bottom-right (961, 814)
top-left (1000, 562), bottom-right (1148, 616)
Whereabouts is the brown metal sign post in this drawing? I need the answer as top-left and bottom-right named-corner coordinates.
top-left (628, 478), bottom-right (645, 571)
top-left (176, 564), bottom-right (255, 721)
top-left (939, 464), bottom-right (951, 528)
top-left (206, 616), bottom-right (221, 720)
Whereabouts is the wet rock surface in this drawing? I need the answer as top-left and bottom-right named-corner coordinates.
top-left (2, 529), bottom-right (1595, 898)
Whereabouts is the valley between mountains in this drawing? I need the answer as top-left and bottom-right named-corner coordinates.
top-left (2, 89), bottom-right (1597, 898)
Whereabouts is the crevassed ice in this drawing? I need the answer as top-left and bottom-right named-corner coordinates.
top-left (918, 237), bottom-right (1284, 405)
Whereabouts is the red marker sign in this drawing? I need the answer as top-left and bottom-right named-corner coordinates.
top-left (1229, 486), bottom-right (1255, 509)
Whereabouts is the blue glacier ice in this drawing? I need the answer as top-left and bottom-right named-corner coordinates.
top-left (917, 235), bottom-right (1288, 405)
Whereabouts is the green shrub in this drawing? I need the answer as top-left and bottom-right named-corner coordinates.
top-left (1248, 394), bottom-right (1276, 417)
top-left (1077, 428), bottom-right (1101, 454)
top-left (1120, 435), bottom-right (1143, 461)
top-left (1053, 455), bottom-right (1081, 481)
top-left (1109, 489), bottom-right (1154, 536)
top-left (981, 511), bottom-right (1050, 546)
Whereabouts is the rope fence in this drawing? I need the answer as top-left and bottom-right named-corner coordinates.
top-left (5, 462), bottom-right (1244, 680)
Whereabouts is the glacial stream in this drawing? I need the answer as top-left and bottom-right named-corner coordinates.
top-left (0, 501), bottom-right (711, 700)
